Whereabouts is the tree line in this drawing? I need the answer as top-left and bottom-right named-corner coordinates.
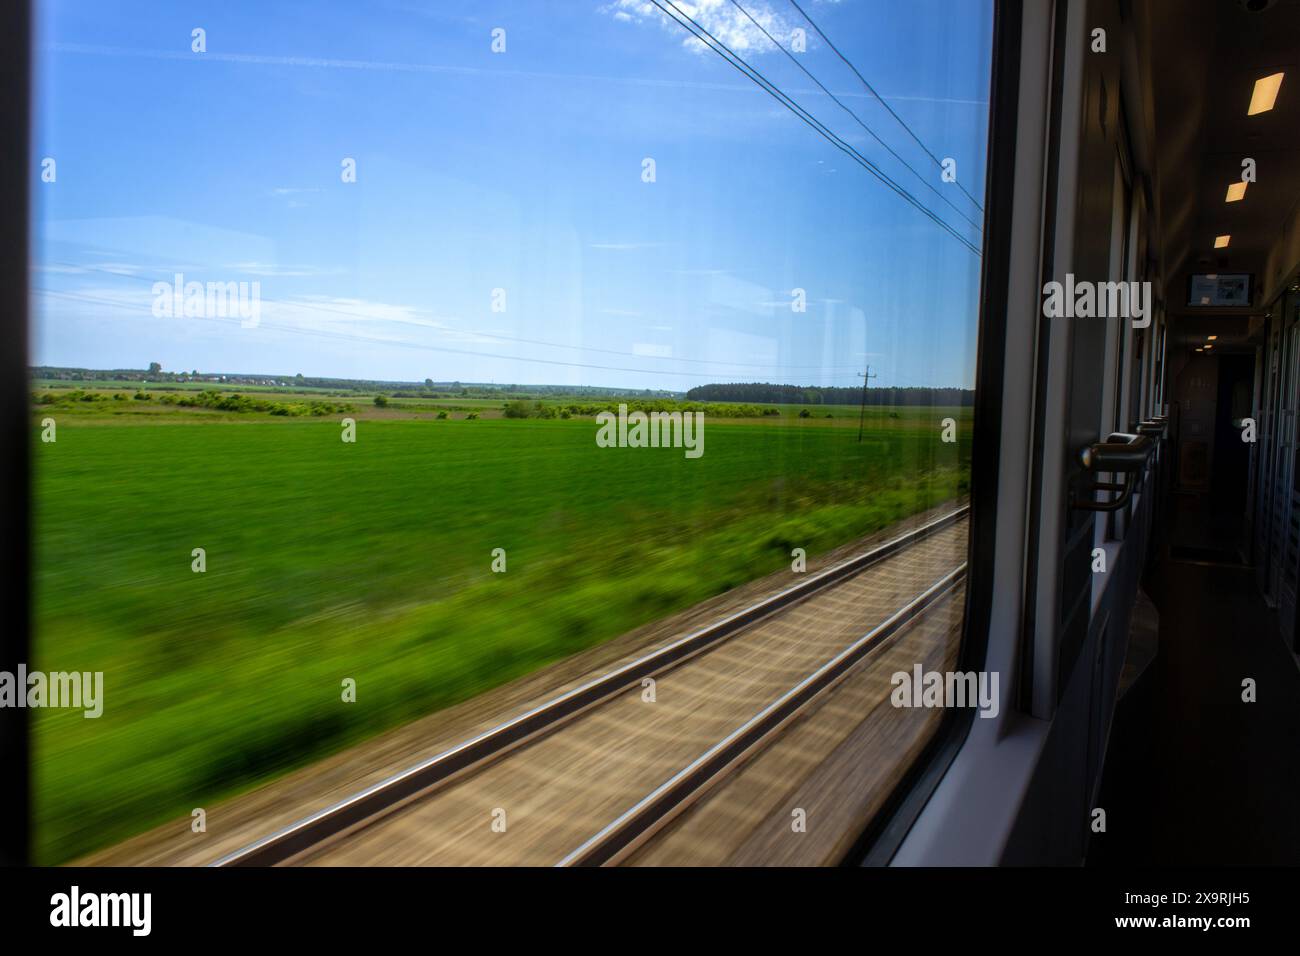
top-left (685, 383), bottom-right (975, 406)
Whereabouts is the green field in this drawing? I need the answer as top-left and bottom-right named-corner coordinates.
top-left (32, 403), bottom-right (971, 863)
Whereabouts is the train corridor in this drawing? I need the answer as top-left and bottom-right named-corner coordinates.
top-left (1091, 491), bottom-right (1300, 866)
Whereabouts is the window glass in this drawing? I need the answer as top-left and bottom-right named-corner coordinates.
top-left (31, 0), bottom-right (993, 865)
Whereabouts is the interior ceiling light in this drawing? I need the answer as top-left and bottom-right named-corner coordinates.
top-left (1208, 335), bottom-right (1219, 341)
top-left (1226, 182), bottom-right (1248, 202)
top-left (1205, 343), bottom-right (1214, 349)
top-left (1248, 72), bottom-right (1284, 115)
top-left (1215, 235), bottom-right (1231, 248)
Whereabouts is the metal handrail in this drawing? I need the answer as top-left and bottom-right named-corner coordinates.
top-left (1075, 432), bottom-right (1156, 511)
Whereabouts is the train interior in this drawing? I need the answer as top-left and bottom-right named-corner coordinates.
top-left (907, 0), bottom-right (1300, 867)
top-left (1089, 0), bottom-right (1300, 864)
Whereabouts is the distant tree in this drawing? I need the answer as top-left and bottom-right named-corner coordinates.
top-left (373, 394), bottom-right (389, 407)
top-left (425, 378), bottom-right (434, 387)
top-left (685, 382), bottom-right (974, 407)
top-left (148, 362), bottom-right (162, 375)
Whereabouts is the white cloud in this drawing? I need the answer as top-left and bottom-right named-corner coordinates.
top-left (601, 0), bottom-right (796, 57)
top-left (93, 262), bottom-right (143, 276)
top-left (225, 262), bottom-right (332, 277)
top-left (633, 342), bottom-right (673, 357)
top-left (263, 297), bottom-right (529, 350)
top-left (34, 283), bottom-right (509, 350)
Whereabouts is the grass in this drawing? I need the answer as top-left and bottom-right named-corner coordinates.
top-left (37, 387), bottom-right (968, 426)
top-left (32, 406), bottom-right (971, 863)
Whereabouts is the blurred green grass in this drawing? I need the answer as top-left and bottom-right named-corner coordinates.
top-left (32, 411), bottom-right (970, 863)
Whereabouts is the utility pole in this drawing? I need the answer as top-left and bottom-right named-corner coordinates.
top-left (857, 366), bottom-right (877, 443)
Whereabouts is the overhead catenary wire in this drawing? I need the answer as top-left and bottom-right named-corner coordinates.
top-left (651, 0), bottom-right (979, 253)
top-left (35, 288), bottom-right (878, 384)
top-left (646, 0), bottom-right (981, 257)
top-left (44, 261), bottom-right (871, 373)
top-left (728, 0), bottom-right (982, 234)
top-left (785, 0), bottom-right (986, 214)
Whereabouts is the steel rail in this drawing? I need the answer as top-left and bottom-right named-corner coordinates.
top-left (213, 505), bottom-right (969, 866)
top-left (556, 564), bottom-right (967, 866)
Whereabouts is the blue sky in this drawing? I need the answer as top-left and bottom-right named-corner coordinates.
top-left (31, 0), bottom-right (993, 390)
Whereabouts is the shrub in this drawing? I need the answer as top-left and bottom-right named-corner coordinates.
top-left (466, 413), bottom-right (479, 420)
top-left (798, 409), bottom-right (811, 418)
top-left (373, 395), bottom-right (389, 408)
top-left (559, 399), bottom-right (768, 419)
top-left (436, 410), bottom-right (448, 420)
top-left (169, 389), bottom-right (354, 417)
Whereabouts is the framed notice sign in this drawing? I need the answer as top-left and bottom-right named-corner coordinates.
top-left (1187, 273), bottom-right (1252, 307)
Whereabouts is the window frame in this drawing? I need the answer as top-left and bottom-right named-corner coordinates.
top-left (853, 0), bottom-right (1021, 865)
top-left (0, 0), bottom-right (32, 867)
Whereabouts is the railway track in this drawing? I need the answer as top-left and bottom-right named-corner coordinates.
top-left (214, 506), bottom-right (970, 867)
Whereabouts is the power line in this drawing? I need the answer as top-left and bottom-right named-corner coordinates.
top-left (35, 288), bottom-right (874, 384)
top-left (785, 0), bottom-right (986, 214)
top-left (647, 0), bottom-right (981, 257)
top-left (43, 261), bottom-right (869, 373)
top-left (652, 0), bottom-right (978, 253)
top-left (728, 0), bottom-right (981, 234)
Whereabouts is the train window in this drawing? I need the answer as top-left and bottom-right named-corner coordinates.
top-left (31, 1), bottom-right (993, 865)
